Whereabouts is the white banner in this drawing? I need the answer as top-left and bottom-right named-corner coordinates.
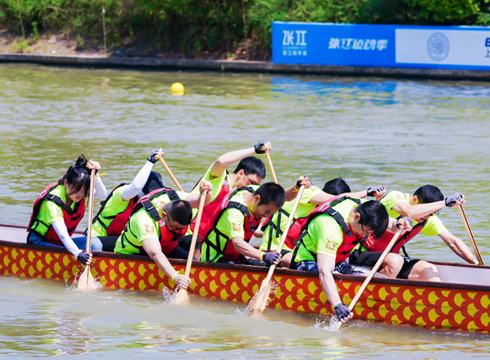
top-left (396, 29), bottom-right (490, 67)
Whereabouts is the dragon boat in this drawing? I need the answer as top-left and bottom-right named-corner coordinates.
top-left (1, 224), bottom-right (489, 333)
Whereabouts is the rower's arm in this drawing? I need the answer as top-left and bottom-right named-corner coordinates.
top-left (392, 200), bottom-right (445, 219)
top-left (52, 221), bottom-right (82, 257)
top-left (231, 236), bottom-right (265, 260)
top-left (317, 254), bottom-right (342, 307)
top-left (93, 175), bottom-right (107, 199)
top-left (121, 160), bottom-right (154, 201)
top-left (342, 190), bottom-right (368, 199)
top-left (310, 191), bottom-right (336, 205)
top-left (209, 142), bottom-right (270, 179)
top-left (438, 229), bottom-right (478, 264)
top-left (142, 237), bottom-right (191, 289)
top-left (284, 176), bottom-right (313, 202)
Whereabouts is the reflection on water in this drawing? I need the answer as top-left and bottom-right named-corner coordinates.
top-left (1, 64), bottom-right (490, 357)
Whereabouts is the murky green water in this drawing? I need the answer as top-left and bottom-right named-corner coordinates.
top-left (1, 63), bottom-right (490, 358)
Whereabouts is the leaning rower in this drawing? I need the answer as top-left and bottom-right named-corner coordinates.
top-left (27, 155), bottom-right (107, 265)
top-left (113, 182), bottom-right (212, 289)
top-left (290, 197), bottom-right (411, 324)
top-left (200, 182), bottom-right (292, 266)
top-left (258, 176), bottom-right (385, 268)
top-left (183, 140), bottom-right (272, 257)
top-left (349, 185), bottom-right (476, 281)
top-left (91, 148), bottom-right (165, 251)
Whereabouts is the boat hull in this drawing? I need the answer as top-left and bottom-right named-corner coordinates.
top-left (1, 238), bottom-right (489, 333)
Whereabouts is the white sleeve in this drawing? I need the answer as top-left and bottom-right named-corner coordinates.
top-left (93, 175), bottom-right (107, 199)
top-left (52, 221), bottom-right (83, 258)
top-left (121, 161), bottom-right (154, 200)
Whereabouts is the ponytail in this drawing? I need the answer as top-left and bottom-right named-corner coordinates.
top-left (58, 154), bottom-right (90, 197)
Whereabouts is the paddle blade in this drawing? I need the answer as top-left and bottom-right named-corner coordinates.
top-left (77, 266), bottom-right (95, 291)
top-left (173, 289), bottom-right (190, 306)
top-left (247, 281), bottom-right (272, 318)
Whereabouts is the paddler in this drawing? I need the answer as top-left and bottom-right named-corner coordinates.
top-left (182, 140), bottom-right (272, 257)
top-left (258, 175), bottom-right (385, 268)
top-left (200, 182), bottom-right (288, 266)
top-left (349, 185), bottom-right (477, 281)
top-left (290, 197), bottom-right (412, 324)
top-left (27, 155), bottom-right (107, 266)
top-left (90, 148), bottom-right (165, 251)
top-left (113, 181), bottom-right (213, 289)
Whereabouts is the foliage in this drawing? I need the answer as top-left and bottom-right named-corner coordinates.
top-left (0, 0), bottom-right (488, 58)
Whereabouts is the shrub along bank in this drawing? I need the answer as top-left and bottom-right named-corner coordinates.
top-left (1, 0), bottom-right (490, 60)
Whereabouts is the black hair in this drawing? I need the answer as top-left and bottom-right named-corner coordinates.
top-left (233, 156), bottom-right (266, 179)
top-left (413, 185), bottom-right (444, 204)
top-left (356, 200), bottom-right (389, 240)
top-left (58, 154), bottom-right (90, 197)
top-left (165, 200), bottom-right (193, 226)
top-left (142, 171), bottom-right (164, 195)
top-left (255, 182), bottom-right (286, 208)
top-left (323, 177), bottom-right (351, 195)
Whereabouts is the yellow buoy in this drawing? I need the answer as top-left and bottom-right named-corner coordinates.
top-left (171, 82), bottom-right (184, 96)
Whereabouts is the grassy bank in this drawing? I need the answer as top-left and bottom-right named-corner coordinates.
top-left (1, 0), bottom-right (490, 60)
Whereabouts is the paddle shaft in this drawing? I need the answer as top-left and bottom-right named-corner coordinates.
top-left (458, 205), bottom-right (484, 265)
top-left (265, 151), bottom-right (279, 184)
top-left (346, 228), bottom-right (404, 313)
top-left (260, 186), bottom-right (305, 286)
top-left (184, 190), bottom-right (207, 277)
top-left (155, 155), bottom-right (184, 192)
top-left (86, 168), bottom-right (96, 253)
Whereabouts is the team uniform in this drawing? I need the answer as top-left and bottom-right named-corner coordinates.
top-left (260, 186), bottom-right (323, 254)
top-left (290, 197), bottom-right (365, 273)
top-left (200, 186), bottom-right (263, 265)
top-left (114, 188), bottom-right (189, 259)
top-left (349, 191), bottom-right (446, 279)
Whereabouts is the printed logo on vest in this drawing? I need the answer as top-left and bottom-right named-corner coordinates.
top-left (427, 33), bottom-right (449, 61)
top-left (144, 224), bottom-right (155, 233)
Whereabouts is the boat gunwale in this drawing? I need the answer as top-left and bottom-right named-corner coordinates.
top-left (1, 232), bottom-right (489, 293)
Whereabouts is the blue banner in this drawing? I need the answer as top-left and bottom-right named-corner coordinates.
top-left (272, 22), bottom-right (490, 70)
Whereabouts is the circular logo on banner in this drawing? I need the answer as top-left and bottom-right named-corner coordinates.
top-left (427, 33), bottom-right (449, 61)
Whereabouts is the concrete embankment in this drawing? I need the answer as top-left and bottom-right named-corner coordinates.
top-left (1, 53), bottom-right (490, 81)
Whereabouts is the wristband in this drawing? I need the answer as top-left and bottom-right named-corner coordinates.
top-left (96, 172), bottom-right (106, 178)
top-left (171, 270), bottom-right (180, 281)
top-left (259, 252), bottom-right (264, 261)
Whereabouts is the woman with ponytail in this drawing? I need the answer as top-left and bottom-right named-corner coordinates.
top-left (27, 155), bottom-right (107, 265)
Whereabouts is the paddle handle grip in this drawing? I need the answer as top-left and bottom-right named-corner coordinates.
top-left (265, 151), bottom-right (279, 184)
top-left (86, 168), bottom-right (96, 254)
top-left (184, 190), bottom-right (207, 277)
top-left (458, 205), bottom-right (484, 265)
top-left (155, 154), bottom-right (184, 192)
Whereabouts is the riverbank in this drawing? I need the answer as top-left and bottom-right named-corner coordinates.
top-left (2, 52), bottom-right (490, 81)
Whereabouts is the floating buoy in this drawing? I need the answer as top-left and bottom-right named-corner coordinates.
top-left (171, 82), bottom-right (184, 96)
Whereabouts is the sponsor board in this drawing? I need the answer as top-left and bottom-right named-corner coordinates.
top-left (272, 22), bottom-right (490, 70)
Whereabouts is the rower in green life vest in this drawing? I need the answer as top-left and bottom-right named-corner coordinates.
top-left (200, 182), bottom-right (291, 266)
top-left (27, 155), bottom-right (107, 265)
top-left (290, 198), bottom-right (410, 325)
top-left (183, 140), bottom-right (272, 258)
top-left (114, 181), bottom-right (213, 290)
top-left (258, 176), bottom-right (386, 268)
top-left (349, 185), bottom-right (476, 281)
top-left (90, 148), bottom-right (165, 250)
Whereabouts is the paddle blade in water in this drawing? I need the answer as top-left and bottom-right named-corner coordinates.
top-left (77, 266), bottom-right (95, 291)
top-left (173, 289), bottom-right (190, 306)
top-left (247, 281), bottom-right (272, 317)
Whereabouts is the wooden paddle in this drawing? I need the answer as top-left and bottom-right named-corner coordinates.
top-left (265, 150), bottom-right (279, 184)
top-left (458, 205), bottom-right (484, 265)
top-left (173, 190), bottom-right (208, 305)
top-left (248, 185), bottom-right (306, 316)
top-left (78, 168), bottom-right (96, 290)
top-left (154, 154), bottom-right (184, 192)
top-left (338, 225), bottom-right (404, 329)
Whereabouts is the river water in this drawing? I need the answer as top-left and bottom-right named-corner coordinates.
top-left (0, 63), bottom-right (489, 358)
